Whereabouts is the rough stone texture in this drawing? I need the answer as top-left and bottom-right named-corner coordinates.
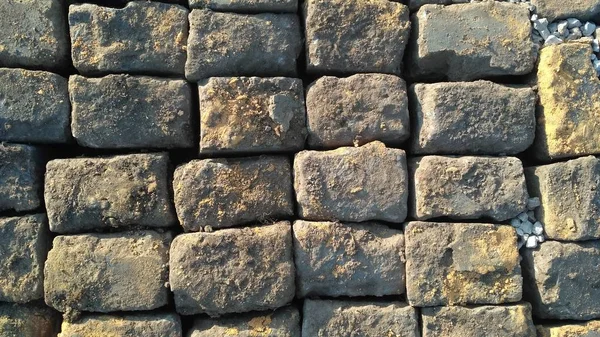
top-left (45, 153), bottom-right (176, 234)
top-left (532, 0), bottom-right (600, 22)
top-left (407, 2), bottom-right (536, 81)
top-left (302, 299), bottom-right (419, 337)
top-left (405, 222), bottom-right (522, 307)
top-left (537, 320), bottom-right (600, 337)
top-left (199, 77), bottom-right (306, 154)
top-left (0, 214), bottom-right (49, 304)
top-left (190, 307), bottom-right (300, 337)
top-left (408, 0), bottom-right (469, 11)
top-left (0, 68), bottom-right (70, 144)
top-left (69, 2), bottom-right (188, 76)
top-left (410, 156), bottom-right (528, 221)
top-left (293, 220), bottom-right (405, 298)
top-left (69, 74), bottom-right (193, 149)
top-left (190, 0), bottom-right (297, 13)
top-left (294, 141), bottom-right (408, 223)
top-left (421, 304), bottom-right (536, 337)
top-left (173, 156), bottom-right (293, 231)
top-left (0, 0), bottom-right (69, 71)
top-left (44, 230), bottom-right (171, 314)
top-left (306, 74), bottom-right (409, 149)
top-left (533, 42), bottom-right (600, 160)
top-left (304, 0), bottom-right (410, 75)
top-left (0, 303), bottom-right (60, 337)
top-left (526, 156), bottom-right (600, 241)
top-left (0, 143), bottom-right (43, 213)
top-left (170, 222), bottom-right (295, 316)
top-left (522, 240), bottom-right (600, 320)
top-left (409, 81), bottom-right (536, 155)
top-left (186, 10), bottom-right (301, 81)
top-left (59, 313), bottom-right (182, 337)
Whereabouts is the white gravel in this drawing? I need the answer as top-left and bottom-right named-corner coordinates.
top-left (510, 197), bottom-right (545, 249)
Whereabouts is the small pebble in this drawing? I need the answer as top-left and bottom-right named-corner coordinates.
top-left (567, 18), bottom-right (582, 29)
top-left (548, 22), bottom-right (558, 34)
top-left (557, 20), bottom-right (569, 37)
top-left (516, 227), bottom-right (525, 236)
top-left (594, 39), bottom-right (600, 52)
top-left (536, 235), bottom-right (545, 243)
top-left (521, 220), bottom-right (533, 234)
top-left (517, 212), bottom-right (529, 222)
top-left (591, 53), bottom-right (598, 61)
top-left (582, 22), bottom-right (597, 36)
top-left (533, 221), bottom-right (544, 235)
top-left (527, 210), bottom-right (536, 222)
top-left (539, 28), bottom-right (551, 40)
top-left (526, 235), bottom-right (538, 248)
top-left (530, 14), bottom-right (539, 22)
top-left (510, 218), bottom-right (521, 228)
top-left (523, 233), bottom-right (530, 241)
top-left (545, 34), bottom-right (563, 45)
top-left (527, 197), bottom-right (541, 210)
top-left (533, 18), bottom-right (549, 31)
top-left (567, 27), bottom-right (583, 40)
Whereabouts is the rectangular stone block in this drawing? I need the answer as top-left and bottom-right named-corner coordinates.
top-left (199, 77), bottom-right (306, 154)
top-left (69, 2), bottom-right (188, 76)
top-left (532, 0), bottom-right (600, 21)
top-left (409, 81), bottom-right (536, 155)
top-left (537, 320), bottom-right (600, 337)
top-left (0, 68), bottom-right (70, 144)
top-left (306, 74), bottom-right (409, 149)
top-left (410, 156), bottom-right (528, 221)
top-left (170, 222), bottom-right (295, 316)
top-left (407, 2), bottom-right (536, 81)
top-left (293, 220), bottom-right (405, 298)
top-left (59, 313), bottom-right (182, 337)
top-left (294, 141), bottom-right (408, 223)
top-left (0, 303), bottom-right (60, 337)
top-left (302, 299), bottom-right (419, 337)
top-left (45, 153), bottom-right (176, 233)
top-left (522, 240), bottom-right (600, 320)
top-left (526, 156), bottom-right (600, 241)
top-left (421, 304), bottom-right (536, 337)
top-left (186, 10), bottom-right (301, 81)
top-left (69, 74), bottom-right (193, 149)
top-left (44, 230), bottom-right (171, 313)
top-left (173, 156), bottom-right (293, 231)
top-left (0, 143), bottom-right (43, 212)
top-left (190, 307), bottom-right (300, 337)
top-left (190, 0), bottom-right (297, 13)
top-left (533, 42), bottom-right (600, 160)
top-left (304, 0), bottom-right (410, 75)
top-left (0, 0), bottom-right (69, 71)
top-left (0, 214), bottom-right (49, 304)
top-left (405, 222), bottom-right (522, 307)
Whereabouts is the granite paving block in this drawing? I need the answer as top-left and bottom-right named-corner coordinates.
top-left (69, 74), bottom-right (193, 149)
top-left (294, 141), bottom-right (408, 223)
top-left (306, 74), bottom-right (409, 149)
top-left (0, 303), bottom-right (60, 337)
top-left (59, 313), bottom-right (182, 337)
top-left (170, 222), bottom-right (295, 316)
top-left (69, 1), bottom-right (188, 76)
top-left (199, 77), bottom-right (306, 154)
top-left (0, 143), bottom-right (43, 213)
top-left (537, 320), bottom-right (600, 337)
top-left (190, 0), bottom-right (297, 13)
top-left (532, 0), bottom-right (600, 21)
top-left (44, 153), bottom-right (176, 233)
top-left (409, 156), bottom-right (528, 221)
top-left (173, 156), bottom-right (293, 231)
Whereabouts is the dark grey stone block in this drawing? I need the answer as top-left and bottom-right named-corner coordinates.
top-left (190, 0), bottom-right (297, 13)
top-left (532, 0), bottom-right (600, 21)
top-left (0, 143), bottom-right (43, 213)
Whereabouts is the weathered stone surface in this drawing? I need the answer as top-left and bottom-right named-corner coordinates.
top-left (522, 240), bottom-right (600, 320)
top-left (422, 304), bottom-right (536, 337)
top-left (0, 0), bottom-right (69, 71)
top-left (409, 81), bottom-right (536, 155)
top-left (44, 230), bottom-right (171, 314)
top-left (190, 0), bottom-right (297, 13)
top-left (526, 156), bottom-right (600, 241)
top-left (70, 75), bottom-right (193, 149)
top-left (293, 220), bottom-right (405, 298)
top-left (0, 214), bottom-right (49, 303)
top-left (532, 0), bottom-right (600, 21)
top-left (294, 141), bottom-right (408, 223)
top-left (405, 222), bottom-right (522, 307)
top-left (186, 10), bottom-right (301, 80)
top-left (408, 0), bottom-right (469, 11)
top-left (45, 153), bottom-right (176, 234)
top-left (0, 303), bottom-right (60, 337)
top-left (59, 313), bottom-right (182, 337)
top-left (410, 156), bottom-right (528, 221)
top-left (0, 69), bottom-right (70, 144)
top-left (407, 2), bottom-right (536, 81)
top-left (190, 307), bottom-right (300, 337)
top-left (173, 156), bottom-right (293, 231)
top-left (306, 74), bottom-right (409, 149)
top-left (199, 77), bottom-right (306, 154)
top-left (69, 2), bottom-right (188, 76)
top-left (533, 42), bottom-right (600, 160)
top-left (302, 300), bottom-right (419, 337)
top-left (537, 320), bottom-right (600, 337)
top-left (0, 143), bottom-right (43, 213)
top-left (304, 0), bottom-right (410, 75)
top-left (170, 222), bottom-right (295, 316)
